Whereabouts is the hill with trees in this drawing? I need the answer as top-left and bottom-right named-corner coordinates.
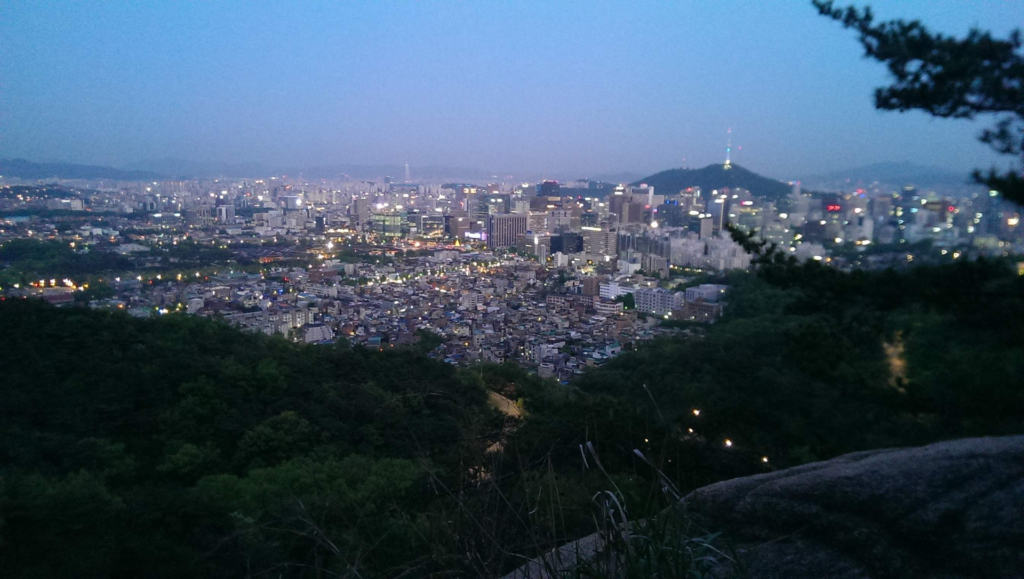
top-left (632, 163), bottom-right (793, 201)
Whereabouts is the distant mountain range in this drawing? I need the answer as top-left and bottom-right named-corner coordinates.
top-left (0, 158), bottom-right (163, 181)
top-left (0, 157), bottom-right (501, 182)
top-left (632, 163), bottom-right (793, 201)
top-left (2, 157), bottom-right (985, 193)
top-left (124, 159), bottom-right (500, 181)
top-left (121, 158), bottom-right (265, 180)
top-left (588, 171), bottom-right (643, 185)
top-left (800, 162), bottom-right (981, 192)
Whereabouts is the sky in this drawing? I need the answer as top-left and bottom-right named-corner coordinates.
top-left (2, 1), bottom-right (1022, 181)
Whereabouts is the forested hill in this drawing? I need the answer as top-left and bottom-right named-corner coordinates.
top-left (2, 257), bottom-right (1023, 577)
top-left (0, 301), bottom-right (501, 576)
top-left (633, 163), bottom-right (792, 201)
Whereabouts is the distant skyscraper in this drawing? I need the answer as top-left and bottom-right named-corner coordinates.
top-left (371, 213), bottom-right (404, 238)
top-left (551, 232), bottom-right (582, 254)
top-left (446, 214), bottom-right (471, 238)
top-left (487, 213), bottom-right (527, 248)
top-left (680, 187), bottom-right (702, 211)
top-left (708, 191), bottom-right (729, 233)
top-left (350, 198), bottom-right (371, 229)
top-left (216, 204), bottom-right (235, 224)
top-left (537, 180), bottom-right (560, 197)
top-left (582, 226), bottom-right (618, 257)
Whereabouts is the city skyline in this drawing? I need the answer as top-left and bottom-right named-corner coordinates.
top-left (3, 1), bottom-right (1022, 180)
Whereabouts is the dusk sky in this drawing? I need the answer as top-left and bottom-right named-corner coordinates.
top-left (3, 1), bottom-right (1022, 181)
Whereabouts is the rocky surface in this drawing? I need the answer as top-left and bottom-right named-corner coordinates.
top-left (685, 435), bottom-right (1024, 578)
top-left (505, 435), bottom-right (1024, 578)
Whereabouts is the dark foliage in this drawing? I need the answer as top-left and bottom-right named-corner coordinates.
top-left (814, 0), bottom-right (1024, 204)
top-left (632, 163), bottom-right (792, 201)
top-left (0, 238), bottom-right (134, 283)
top-left (0, 301), bottom-right (500, 577)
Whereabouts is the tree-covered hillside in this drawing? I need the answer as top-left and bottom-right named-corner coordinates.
top-left (565, 258), bottom-right (1024, 472)
top-left (632, 163), bottom-right (792, 201)
top-left (0, 303), bottom-right (501, 577)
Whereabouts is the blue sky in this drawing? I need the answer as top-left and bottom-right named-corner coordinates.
top-left (2, 1), bottom-right (1021, 180)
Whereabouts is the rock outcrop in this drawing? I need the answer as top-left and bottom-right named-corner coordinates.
top-left (685, 435), bottom-right (1024, 578)
top-left (505, 435), bottom-right (1024, 578)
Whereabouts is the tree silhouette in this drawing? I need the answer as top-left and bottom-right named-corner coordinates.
top-left (814, 1), bottom-right (1024, 204)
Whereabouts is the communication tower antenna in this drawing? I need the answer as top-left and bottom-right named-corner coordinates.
top-left (724, 128), bottom-right (733, 169)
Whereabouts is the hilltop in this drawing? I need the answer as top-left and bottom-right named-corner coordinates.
top-left (633, 163), bottom-right (792, 201)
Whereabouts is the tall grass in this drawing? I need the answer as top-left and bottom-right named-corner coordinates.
top-left (503, 443), bottom-right (739, 578)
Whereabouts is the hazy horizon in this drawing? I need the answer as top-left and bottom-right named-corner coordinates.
top-left (3, 1), bottom-right (1022, 181)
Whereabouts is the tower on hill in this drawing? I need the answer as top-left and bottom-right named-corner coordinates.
top-left (724, 128), bottom-right (733, 170)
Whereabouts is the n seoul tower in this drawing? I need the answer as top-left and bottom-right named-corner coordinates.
top-left (723, 128), bottom-right (733, 170)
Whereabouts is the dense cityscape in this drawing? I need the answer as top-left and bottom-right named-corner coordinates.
top-left (1, 159), bottom-right (1021, 379)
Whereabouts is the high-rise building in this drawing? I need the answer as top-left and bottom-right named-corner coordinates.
top-left (371, 213), bottom-right (404, 238)
top-left (622, 200), bottom-right (648, 224)
top-left (657, 203), bottom-right (686, 227)
top-left (511, 197), bottom-right (531, 215)
top-left (551, 232), bottom-right (582, 254)
top-left (446, 214), bottom-right (471, 239)
top-left (349, 198), bottom-right (371, 229)
top-left (481, 194), bottom-right (510, 215)
top-left (185, 207), bottom-right (215, 227)
top-left (582, 226), bottom-right (618, 257)
top-left (216, 204), bottom-right (235, 224)
top-left (527, 211), bottom-right (548, 233)
top-left (487, 213), bottom-right (527, 248)
top-left (679, 187), bottom-right (703, 211)
top-left (708, 191), bottom-right (730, 233)
top-left (537, 180), bottom-right (560, 197)
top-left (547, 209), bottom-right (577, 232)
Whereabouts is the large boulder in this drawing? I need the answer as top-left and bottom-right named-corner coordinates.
top-left (685, 435), bottom-right (1024, 577)
top-left (505, 436), bottom-right (1024, 578)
